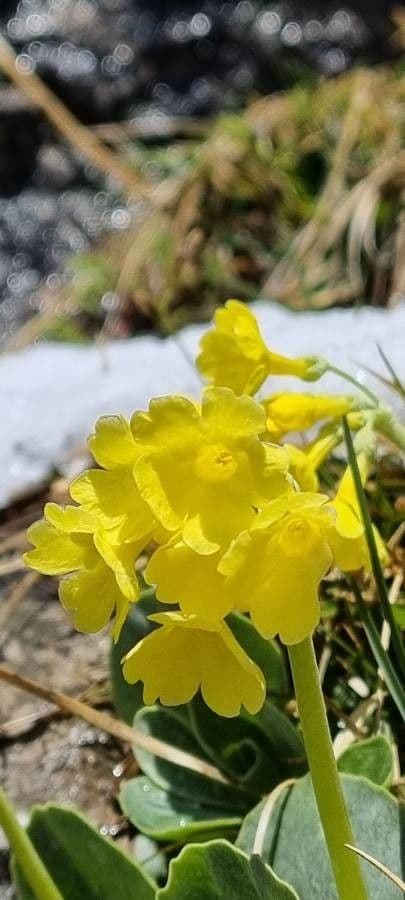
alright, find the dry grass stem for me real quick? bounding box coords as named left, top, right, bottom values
left=0, top=664, right=229, bottom=784
left=0, top=35, right=145, bottom=197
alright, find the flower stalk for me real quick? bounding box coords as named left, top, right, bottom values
left=0, top=787, right=63, bottom=900
left=288, top=637, right=368, bottom=900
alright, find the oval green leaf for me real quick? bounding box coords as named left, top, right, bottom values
left=133, top=705, right=252, bottom=812
left=237, top=773, right=404, bottom=900
left=337, top=736, right=394, bottom=786
left=157, top=839, right=299, bottom=899
left=119, top=776, right=242, bottom=843
left=13, top=805, right=155, bottom=900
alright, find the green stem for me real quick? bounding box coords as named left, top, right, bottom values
left=288, top=637, right=368, bottom=900
left=0, top=787, right=62, bottom=900
left=327, top=364, right=378, bottom=406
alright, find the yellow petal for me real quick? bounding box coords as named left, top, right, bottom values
left=24, top=520, right=96, bottom=575
left=94, top=531, right=141, bottom=601
left=196, top=300, right=270, bottom=396
left=201, top=387, right=265, bottom=443
left=252, top=542, right=330, bottom=644
left=335, top=454, right=369, bottom=507
left=88, top=415, right=138, bottom=468
left=134, top=455, right=188, bottom=532
left=122, top=612, right=265, bottom=716
left=252, top=492, right=332, bottom=532
left=284, top=444, right=319, bottom=493
left=199, top=620, right=265, bottom=715
left=131, top=396, right=201, bottom=532
left=44, top=502, right=97, bottom=533
left=70, top=468, right=154, bottom=542
left=328, top=528, right=368, bottom=572
left=333, top=499, right=364, bottom=540
left=133, top=389, right=271, bottom=549
left=182, top=515, right=222, bottom=555
left=263, top=392, right=353, bottom=440
left=122, top=617, right=201, bottom=707
left=145, top=541, right=232, bottom=619
left=131, top=395, right=200, bottom=451
left=222, top=511, right=333, bottom=644
left=59, top=564, right=119, bottom=634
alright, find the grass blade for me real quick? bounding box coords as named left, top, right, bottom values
left=345, top=844, right=405, bottom=892
left=350, top=578, right=405, bottom=722
left=377, top=344, right=405, bottom=399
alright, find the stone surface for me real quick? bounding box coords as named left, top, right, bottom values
left=1, top=300, right=405, bottom=508
left=0, top=571, right=131, bottom=897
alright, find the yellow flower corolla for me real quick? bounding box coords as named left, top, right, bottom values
left=263, top=392, right=354, bottom=440
left=197, top=300, right=326, bottom=396
left=220, top=493, right=335, bottom=644
left=122, top=612, right=266, bottom=717
left=24, top=502, right=144, bottom=639
left=145, top=539, right=232, bottom=620
left=131, top=387, right=289, bottom=554
left=197, top=300, right=272, bottom=395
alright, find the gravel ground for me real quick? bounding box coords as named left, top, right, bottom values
left=0, top=560, right=133, bottom=895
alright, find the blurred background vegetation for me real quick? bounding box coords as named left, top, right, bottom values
left=1, top=1, right=405, bottom=347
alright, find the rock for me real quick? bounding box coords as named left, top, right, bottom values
left=1, top=300, right=404, bottom=509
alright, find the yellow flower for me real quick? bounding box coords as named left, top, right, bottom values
left=24, top=502, right=144, bottom=640
left=219, top=493, right=335, bottom=644
left=197, top=300, right=326, bottom=396
left=131, top=387, right=288, bottom=553
left=285, top=432, right=340, bottom=492
left=263, top=392, right=354, bottom=441
left=197, top=300, right=271, bottom=395
left=122, top=612, right=266, bottom=717
left=145, top=539, right=232, bottom=620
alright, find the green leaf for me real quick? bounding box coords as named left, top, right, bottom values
left=13, top=805, right=156, bottom=900
left=189, top=695, right=306, bottom=794
left=157, top=839, right=299, bottom=899
left=237, top=773, right=405, bottom=900
left=228, top=613, right=289, bottom=697
left=337, top=736, right=394, bottom=786
left=119, top=777, right=242, bottom=843
left=132, top=706, right=251, bottom=812
left=110, top=590, right=163, bottom=724
left=119, top=706, right=253, bottom=843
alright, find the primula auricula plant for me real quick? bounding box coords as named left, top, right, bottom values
left=24, top=299, right=405, bottom=900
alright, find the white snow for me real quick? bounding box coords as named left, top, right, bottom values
left=1, top=300, right=404, bottom=508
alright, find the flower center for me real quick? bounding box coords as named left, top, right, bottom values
left=195, top=443, right=238, bottom=483
left=278, top=516, right=320, bottom=557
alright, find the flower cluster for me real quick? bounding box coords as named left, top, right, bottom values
left=25, top=300, right=377, bottom=717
